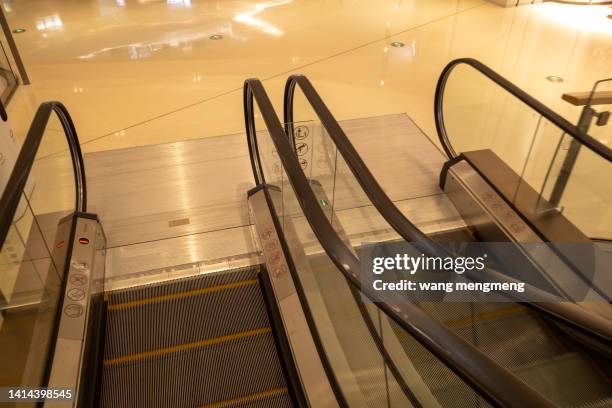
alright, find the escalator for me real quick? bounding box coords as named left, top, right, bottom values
left=100, top=266, right=296, bottom=407
left=280, top=60, right=612, bottom=407
left=0, top=58, right=609, bottom=408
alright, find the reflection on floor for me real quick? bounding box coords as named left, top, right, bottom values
left=4, top=0, right=611, bottom=154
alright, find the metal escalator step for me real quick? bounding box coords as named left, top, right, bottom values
left=104, top=327, right=272, bottom=366
left=418, top=303, right=564, bottom=368
left=419, top=302, right=521, bottom=323
left=101, top=331, right=288, bottom=408
left=107, top=279, right=258, bottom=311
left=448, top=311, right=563, bottom=368
left=512, top=352, right=612, bottom=407
left=104, top=267, right=270, bottom=359
left=106, top=266, right=260, bottom=305
left=199, top=387, right=289, bottom=408
left=100, top=266, right=292, bottom=408
left=388, top=318, right=490, bottom=408
left=441, top=305, right=527, bottom=328
left=580, top=397, right=612, bottom=408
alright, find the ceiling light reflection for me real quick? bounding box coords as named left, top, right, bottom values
left=167, top=0, right=192, bottom=7
left=78, top=30, right=226, bottom=60
left=233, top=0, right=292, bottom=37
left=36, top=14, right=63, bottom=32
left=533, top=3, right=612, bottom=34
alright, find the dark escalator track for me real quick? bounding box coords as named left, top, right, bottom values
left=100, top=266, right=294, bottom=408
left=399, top=229, right=612, bottom=408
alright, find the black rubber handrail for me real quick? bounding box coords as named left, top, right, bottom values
left=246, top=78, right=555, bottom=408
left=0, top=102, right=86, bottom=249
left=285, top=75, right=447, bottom=259
left=434, top=58, right=612, bottom=163
left=244, top=81, right=349, bottom=407
left=284, top=74, right=612, bottom=348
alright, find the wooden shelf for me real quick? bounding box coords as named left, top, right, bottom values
left=562, top=91, right=612, bottom=106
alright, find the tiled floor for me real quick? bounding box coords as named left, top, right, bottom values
left=3, top=0, right=611, bottom=153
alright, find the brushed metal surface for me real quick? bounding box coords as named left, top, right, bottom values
left=443, top=160, right=607, bottom=301
left=85, top=114, right=465, bottom=293
left=103, top=225, right=261, bottom=289
left=86, top=114, right=461, bottom=250
left=341, top=113, right=448, bottom=203
left=86, top=132, right=254, bottom=248
left=46, top=216, right=103, bottom=408
left=248, top=188, right=340, bottom=408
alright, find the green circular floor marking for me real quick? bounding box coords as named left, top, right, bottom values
left=12, top=28, right=26, bottom=34
left=546, top=75, right=564, bottom=83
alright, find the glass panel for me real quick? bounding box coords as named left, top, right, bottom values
left=278, top=158, right=413, bottom=407
left=288, top=89, right=400, bottom=248
left=297, top=121, right=337, bottom=222
left=516, top=117, right=567, bottom=213
left=0, top=110, right=77, bottom=401
left=534, top=133, right=565, bottom=204
left=332, top=145, right=404, bottom=250
left=0, top=194, right=63, bottom=395
left=26, top=112, right=77, bottom=248
left=287, top=90, right=337, bottom=223
left=252, top=110, right=489, bottom=406
left=556, top=78, right=612, bottom=239
left=442, top=63, right=543, bottom=175
left=0, top=39, right=17, bottom=103
left=442, top=64, right=612, bottom=241
left=552, top=139, right=612, bottom=239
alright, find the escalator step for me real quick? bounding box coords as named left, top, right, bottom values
left=104, top=267, right=270, bottom=359
left=100, top=266, right=293, bottom=408
left=418, top=303, right=564, bottom=368
left=103, top=327, right=272, bottom=367
left=106, top=266, right=259, bottom=305
left=199, top=387, right=290, bottom=408
left=107, top=279, right=258, bottom=311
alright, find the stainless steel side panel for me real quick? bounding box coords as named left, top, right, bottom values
left=443, top=160, right=605, bottom=301
left=248, top=188, right=340, bottom=408
left=45, top=216, right=104, bottom=408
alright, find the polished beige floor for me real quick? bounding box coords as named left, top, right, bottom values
left=4, top=0, right=611, bottom=154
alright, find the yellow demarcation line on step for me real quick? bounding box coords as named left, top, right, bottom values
left=103, top=327, right=271, bottom=366
left=199, top=387, right=288, bottom=408
left=107, top=279, right=258, bottom=311
left=394, top=305, right=528, bottom=340
left=443, top=305, right=527, bottom=328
